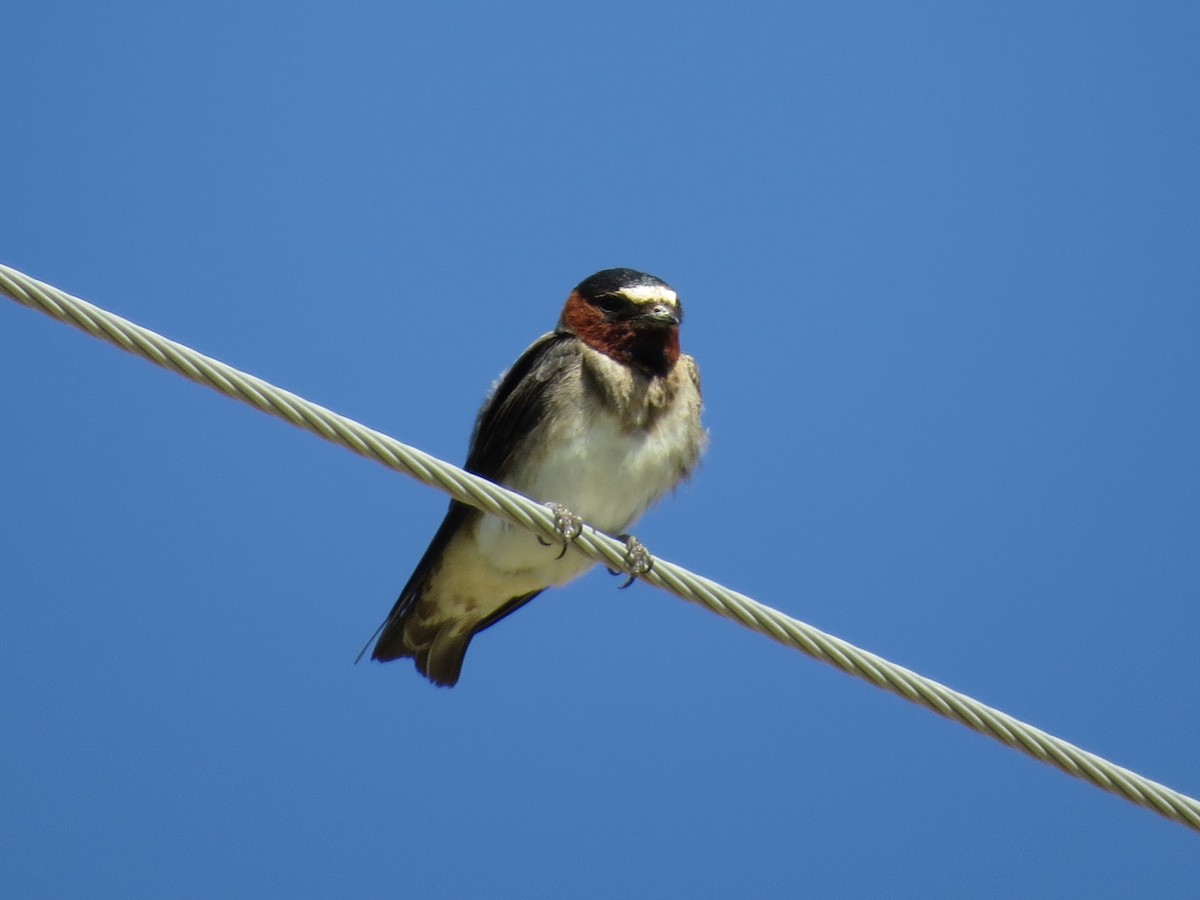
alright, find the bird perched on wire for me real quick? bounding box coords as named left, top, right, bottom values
left=365, top=268, right=706, bottom=686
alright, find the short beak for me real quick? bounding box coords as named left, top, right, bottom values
left=638, top=303, right=680, bottom=327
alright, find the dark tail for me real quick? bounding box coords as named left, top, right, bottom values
left=368, top=611, right=472, bottom=687
left=360, top=500, right=545, bottom=687
left=359, top=501, right=473, bottom=685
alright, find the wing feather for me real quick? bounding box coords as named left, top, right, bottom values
left=369, top=332, right=579, bottom=669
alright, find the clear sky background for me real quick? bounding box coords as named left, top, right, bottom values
left=3, top=3, right=1198, bottom=897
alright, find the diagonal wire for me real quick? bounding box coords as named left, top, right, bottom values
left=2, top=262, right=1198, bottom=834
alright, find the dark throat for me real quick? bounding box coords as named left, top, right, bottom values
left=563, top=295, right=681, bottom=378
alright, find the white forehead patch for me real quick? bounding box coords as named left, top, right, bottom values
left=619, top=284, right=679, bottom=306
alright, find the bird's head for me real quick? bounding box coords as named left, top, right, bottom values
left=557, top=268, right=683, bottom=377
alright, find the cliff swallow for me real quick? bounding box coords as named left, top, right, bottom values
left=367, top=268, right=706, bottom=686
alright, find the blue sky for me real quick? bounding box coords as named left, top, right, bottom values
left=3, top=2, right=1198, bottom=896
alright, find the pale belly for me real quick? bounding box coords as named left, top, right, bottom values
left=471, top=406, right=694, bottom=588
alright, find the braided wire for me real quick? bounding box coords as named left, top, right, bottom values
left=2, top=262, right=1198, bottom=833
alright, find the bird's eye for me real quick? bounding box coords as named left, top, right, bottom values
left=593, top=295, right=625, bottom=314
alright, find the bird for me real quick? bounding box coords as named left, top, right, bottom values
left=366, top=267, right=706, bottom=686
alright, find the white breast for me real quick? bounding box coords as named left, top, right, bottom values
left=472, top=347, right=703, bottom=586
left=516, top=408, right=685, bottom=531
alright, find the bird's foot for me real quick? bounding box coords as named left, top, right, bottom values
left=606, top=534, right=653, bottom=589
left=537, top=502, right=583, bottom=559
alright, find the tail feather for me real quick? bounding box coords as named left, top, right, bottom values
left=367, top=622, right=409, bottom=663
left=369, top=595, right=472, bottom=686
left=422, top=625, right=474, bottom=687
left=369, top=614, right=472, bottom=687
